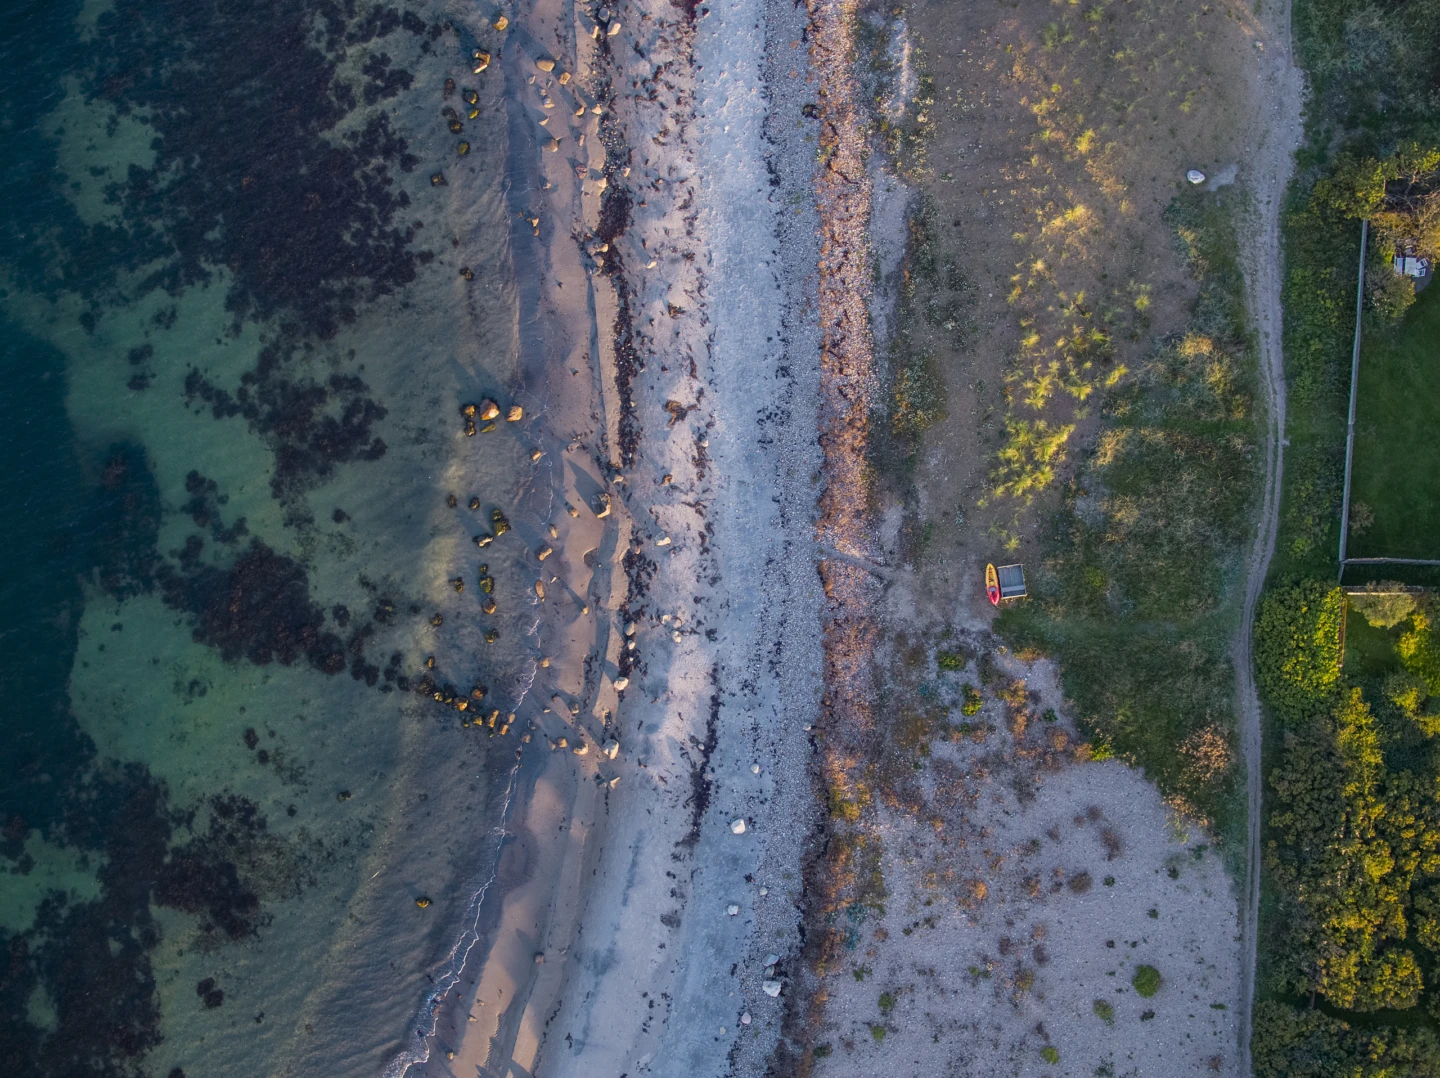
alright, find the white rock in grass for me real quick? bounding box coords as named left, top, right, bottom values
left=762, top=980, right=782, bottom=998
left=730, top=818, right=747, bottom=834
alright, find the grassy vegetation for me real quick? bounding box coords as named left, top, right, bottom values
left=1258, top=0, right=1440, bottom=1058
left=889, top=197, right=956, bottom=449
left=997, top=191, right=1259, bottom=837
left=1349, top=284, right=1440, bottom=559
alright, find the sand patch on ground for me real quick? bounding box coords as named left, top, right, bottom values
left=810, top=646, right=1241, bottom=1077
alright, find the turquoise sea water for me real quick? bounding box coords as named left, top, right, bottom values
left=0, top=2, right=535, bottom=1074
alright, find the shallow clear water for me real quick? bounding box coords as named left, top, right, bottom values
left=0, top=2, right=534, bottom=1074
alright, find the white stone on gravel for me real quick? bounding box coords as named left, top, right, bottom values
left=602, top=739, right=620, bottom=760
left=761, top=980, right=781, bottom=998
left=729, top=818, right=746, bottom=834
left=726, top=904, right=740, bottom=916
left=613, top=676, right=629, bottom=690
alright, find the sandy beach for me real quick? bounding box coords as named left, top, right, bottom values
left=403, top=0, right=827, bottom=1073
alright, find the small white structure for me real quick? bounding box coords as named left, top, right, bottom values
left=1393, top=255, right=1430, bottom=278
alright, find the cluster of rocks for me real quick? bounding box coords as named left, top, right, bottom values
left=459, top=397, right=521, bottom=437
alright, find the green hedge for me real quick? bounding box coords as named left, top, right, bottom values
left=1254, top=580, right=1344, bottom=725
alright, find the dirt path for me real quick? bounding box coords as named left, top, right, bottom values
left=1234, top=6, right=1306, bottom=1072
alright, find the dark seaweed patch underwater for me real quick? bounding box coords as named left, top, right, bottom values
left=0, top=0, right=512, bottom=1074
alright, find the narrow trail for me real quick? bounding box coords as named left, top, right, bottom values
left=1234, top=6, right=1305, bottom=1073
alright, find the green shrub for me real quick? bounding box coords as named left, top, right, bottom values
left=1254, top=580, right=1343, bottom=724
left=1132, top=965, right=1161, bottom=998
left=936, top=649, right=965, bottom=672
left=878, top=991, right=895, bottom=1015
left=1092, top=999, right=1115, bottom=1023
left=870, top=1024, right=886, bottom=1043
left=1040, top=1045, right=1060, bottom=1064
left=960, top=683, right=983, bottom=716
left=1399, top=602, right=1440, bottom=695
left=1349, top=585, right=1416, bottom=629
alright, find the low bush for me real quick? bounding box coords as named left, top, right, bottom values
left=1349, top=583, right=1415, bottom=629
left=1253, top=580, right=1343, bottom=724
left=1092, top=999, right=1115, bottom=1024
left=1398, top=600, right=1440, bottom=694
left=1132, top=964, right=1161, bottom=998
left=936, top=649, right=965, bottom=672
